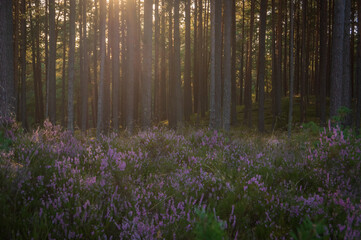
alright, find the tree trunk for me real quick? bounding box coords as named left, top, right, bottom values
left=288, top=0, right=295, bottom=138
left=48, top=0, right=56, bottom=124
left=231, top=0, right=237, bottom=125
left=142, top=0, right=153, bottom=129
left=125, top=0, right=136, bottom=134
left=20, top=0, right=28, bottom=130
left=342, top=0, right=352, bottom=126
left=319, top=0, right=327, bottom=125
left=184, top=0, right=192, bottom=121
left=0, top=0, right=15, bottom=118
left=61, top=0, right=67, bottom=127
left=300, top=0, right=307, bottom=122
left=330, top=0, right=345, bottom=118
left=81, top=0, right=88, bottom=132
left=173, top=0, right=183, bottom=127
left=257, top=0, right=268, bottom=132
left=223, top=0, right=232, bottom=131
left=97, top=0, right=106, bottom=137
left=244, top=0, right=254, bottom=127
left=356, top=0, right=361, bottom=129
left=112, top=0, right=120, bottom=130
left=68, top=0, right=76, bottom=132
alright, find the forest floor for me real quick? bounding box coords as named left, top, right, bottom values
left=1, top=98, right=361, bottom=239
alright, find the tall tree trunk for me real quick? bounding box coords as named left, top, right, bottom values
left=342, top=0, right=352, bottom=126
left=68, top=0, right=76, bottom=132
left=288, top=0, right=295, bottom=138
left=174, top=0, right=183, bottom=127
left=223, top=0, right=232, bottom=131
left=193, top=0, right=198, bottom=114
left=356, top=0, right=361, bottom=129
left=300, top=0, right=307, bottom=122
left=319, top=0, right=328, bottom=125
left=61, top=0, right=67, bottom=127
left=330, top=0, right=345, bottom=118
left=142, top=0, right=153, bottom=129
left=125, top=0, right=136, bottom=133
left=184, top=0, right=192, bottom=121
left=231, top=0, right=237, bottom=125
left=239, top=0, right=245, bottom=105
left=168, top=1, right=176, bottom=128
left=160, top=0, right=167, bottom=120
left=244, top=0, right=254, bottom=127
left=29, top=4, right=40, bottom=124
left=112, top=0, right=120, bottom=130
left=20, top=0, right=28, bottom=129
left=93, top=0, right=98, bottom=128
left=48, top=0, right=56, bottom=124
left=154, top=0, right=160, bottom=121
left=13, top=0, right=20, bottom=120
left=209, top=0, right=216, bottom=128
left=97, top=0, right=106, bottom=138
left=0, top=0, right=15, bottom=118
left=258, top=0, right=268, bottom=132
left=81, top=0, right=88, bottom=132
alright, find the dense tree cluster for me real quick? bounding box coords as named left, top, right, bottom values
left=0, top=0, right=361, bottom=135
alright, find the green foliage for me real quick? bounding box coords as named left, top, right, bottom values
left=0, top=130, right=12, bottom=151
left=291, top=218, right=329, bottom=240
left=332, top=106, right=352, bottom=124
left=193, top=208, right=227, bottom=240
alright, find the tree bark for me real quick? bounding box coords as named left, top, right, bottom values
left=20, top=0, right=28, bottom=129
left=142, top=0, right=153, bottom=129
left=319, top=0, right=327, bottom=125
left=184, top=0, right=192, bottom=121
left=244, top=0, right=254, bottom=127
left=125, top=0, right=136, bottom=134
left=68, top=0, right=76, bottom=132
left=330, top=0, right=345, bottom=118
left=223, top=0, right=232, bottom=131
left=112, top=0, right=120, bottom=130
left=97, top=0, right=106, bottom=138
left=257, top=0, right=268, bottom=132
left=48, top=0, right=56, bottom=124
left=288, top=0, right=295, bottom=138
left=0, top=0, right=15, bottom=118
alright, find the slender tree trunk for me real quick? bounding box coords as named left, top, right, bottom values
left=184, top=0, right=192, bottom=121
left=154, top=0, right=160, bottom=121
left=168, top=1, right=176, bottom=128
left=330, top=0, right=345, bottom=118
left=61, top=0, right=67, bottom=127
left=93, top=0, right=98, bottom=128
left=112, top=0, right=120, bottom=130
left=20, top=0, right=28, bottom=129
left=231, top=0, right=237, bottom=125
left=356, top=0, right=361, bottom=129
left=68, top=0, right=76, bottom=132
left=300, top=0, right=307, bottom=122
left=239, top=0, right=245, bottom=106
left=173, top=0, right=183, bottom=127
left=288, top=0, right=295, bottom=138
left=126, top=0, right=136, bottom=133
left=13, top=0, right=20, bottom=120
left=244, top=0, right=254, bottom=127
left=97, top=0, right=106, bottom=138
left=319, top=0, right=327, bottom=125
left=81, top=0, right=88, bottom=132
left=193, top=0, right=198, bottom=114
left=30, top=5, right=40, bottom=124
left=160, top=0, right=166, bottom=120
left=223, top=0, right=232, bottom=131
left=48, top=0, right=56, bottom=124
left=258, top=0, right=268, bottom=132
left=0, top=0, right=15, bottom=118
left=142, top=0, right=153, bottom=129
left=342, top=0, right=352, bottom=126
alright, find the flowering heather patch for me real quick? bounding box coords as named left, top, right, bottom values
left=0, top=120, right=361, bottom=239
